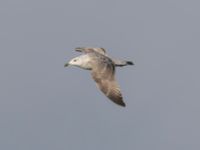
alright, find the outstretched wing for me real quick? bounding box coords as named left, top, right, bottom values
left=75, top=47, right=106, bottom=55
left=90, top=55, right=125, bottom=107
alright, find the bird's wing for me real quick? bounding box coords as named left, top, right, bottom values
left=75, top=47, right=106, bottom=55
left=90, top=55, right=125, bottom=107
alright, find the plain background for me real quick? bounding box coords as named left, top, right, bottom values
left=0, top=0, right=200, bottom=150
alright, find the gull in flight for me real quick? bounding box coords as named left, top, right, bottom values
left=64, top=47, right=134, bottom=107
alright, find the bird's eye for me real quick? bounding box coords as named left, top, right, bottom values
left=73, top=59, right=77, bottom=62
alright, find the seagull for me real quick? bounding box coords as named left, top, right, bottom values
left=64, top=47, right=134, bottom=107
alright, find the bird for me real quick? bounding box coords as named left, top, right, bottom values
left=64, top=47, right=134, bottom=107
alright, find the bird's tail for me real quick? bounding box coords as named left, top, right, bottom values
left=113, top=59, right=134, bottom=67
left=126, top=61, right=134, bottom=65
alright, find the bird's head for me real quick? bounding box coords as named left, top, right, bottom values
left=64, top=55, right=92, bottom=70
left=64, top=56, right=82, bottom=67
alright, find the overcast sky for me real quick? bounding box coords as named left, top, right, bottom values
left=0, top=0, right=200, bottom=150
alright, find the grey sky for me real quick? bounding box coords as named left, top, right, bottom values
left=0, top=0, right=200, bottom=150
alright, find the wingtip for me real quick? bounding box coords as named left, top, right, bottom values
left=113, top=98, right=126, bottom=107
left=75, top=47, right=83, bottom=52
left=119, top=102, right=126, bottom=107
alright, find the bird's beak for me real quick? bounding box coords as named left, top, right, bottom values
left=64, top=63, right=69, bottom=67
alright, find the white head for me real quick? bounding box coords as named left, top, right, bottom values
left=64, top=55, right=92, bottom=70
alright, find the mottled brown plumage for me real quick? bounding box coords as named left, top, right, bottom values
left=76, top=48, right=125, bottom=106
left=65, top=47, right=133, bottom=107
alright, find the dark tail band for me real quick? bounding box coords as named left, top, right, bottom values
left=126, top=61, right=134, bottom=65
